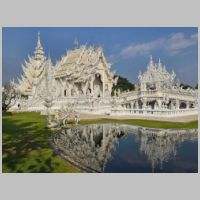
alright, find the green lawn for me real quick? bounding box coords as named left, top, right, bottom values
left=2, top=112, right=198, bottom=173
left=2, top=112, right=80, bottom=173
left=80, top=118, right=198, bottom=129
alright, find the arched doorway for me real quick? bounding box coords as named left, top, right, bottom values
left=93, top=73, right=103, bottom=98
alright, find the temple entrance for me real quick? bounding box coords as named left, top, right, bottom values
left=76, top=83, right=84, bottom=95
left=93, top=73, right=103, bottom=98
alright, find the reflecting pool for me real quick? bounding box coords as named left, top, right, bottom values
left=50, top=124, right=198, bottom=173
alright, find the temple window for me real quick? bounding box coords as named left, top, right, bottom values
left=64, top=89, right=67, bottom=96
left=180, top=102, right=187, bottom=109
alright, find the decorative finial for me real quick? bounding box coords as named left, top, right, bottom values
left=150, top=55, right=153, bottom=65
left=74, top=37, right=79, bottom=49
left=34, top=31, right=44, bottom=60
left=37, top=31, right=41, bottom=48
left=158, top=58, right=161, bottom=67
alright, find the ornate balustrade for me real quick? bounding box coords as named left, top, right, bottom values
left=111, top=108, right=198, bottom=117
left=120, top=89, right=197, bottom=99
left=118, top=89, right=197, bottom=105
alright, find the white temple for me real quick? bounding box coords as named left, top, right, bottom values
left=11, top=32, right=198, bottom=117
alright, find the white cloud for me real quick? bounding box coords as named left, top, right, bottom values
left=165, top=32, right=197, bottom=55
left=117, top=32, right=198, bottom=59
left=120, top=38, right=164, bottom=58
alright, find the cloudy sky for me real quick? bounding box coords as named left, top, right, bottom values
left=2, top=27, right=198, bottom=86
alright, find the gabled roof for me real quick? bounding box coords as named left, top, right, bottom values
left=54, top=45, right=112, bottom=82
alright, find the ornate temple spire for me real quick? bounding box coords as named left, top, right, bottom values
left=147, top=55, right=153, bottom=70
left=34, top=31, right=45, bottom=60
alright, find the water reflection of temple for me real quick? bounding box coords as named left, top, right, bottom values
left=136, top=127, right=197, bottom=172
left=51, top=124, right=197, bottom=172
left=51, top=124, right=125, bottom=172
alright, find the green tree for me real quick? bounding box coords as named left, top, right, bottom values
left=112, top=75, right=135, bottom=95
left=180, top=83, right=193, bottom=89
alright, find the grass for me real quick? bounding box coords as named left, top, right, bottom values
left=80, top=118, right=198, bottom=129
left=2, top=112, right=198, bottom=173
left=2, top=112, right=80, bottom=173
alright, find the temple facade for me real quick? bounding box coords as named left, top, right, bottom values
left=12, top=33, right=198, bottom=117
left=54, top=44, right=117, bottom=99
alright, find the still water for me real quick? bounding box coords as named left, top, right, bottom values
left=51, top=124, right=198, bottom=173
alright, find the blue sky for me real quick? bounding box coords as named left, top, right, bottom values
left=2, top=27, right=198, bottom=86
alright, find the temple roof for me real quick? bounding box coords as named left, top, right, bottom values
left=54, top=45, right=113, bottom=82
left=138, top=56, right=176, bottom=84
